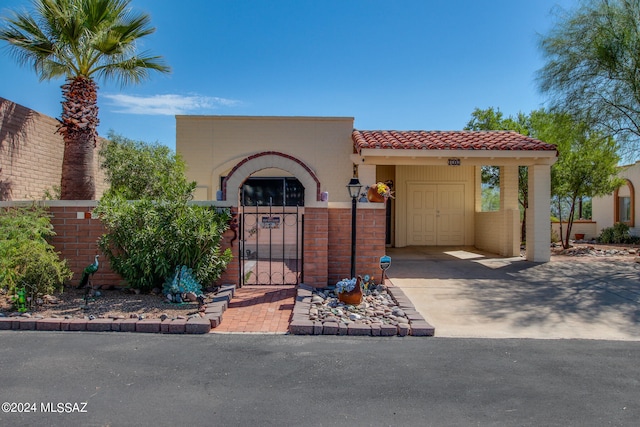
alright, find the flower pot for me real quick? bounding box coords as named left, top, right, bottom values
left=367, top=186, right=385, bottom=203
left=575, top=233, right=585, bottom=240
left=338, top=276, right=363, bottom=305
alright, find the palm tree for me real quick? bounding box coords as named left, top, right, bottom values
left=0, top=0, right=170, bottom=199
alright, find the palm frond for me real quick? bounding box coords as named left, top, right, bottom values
left=0, top=0, right=169, bottom=84
left=95, top=51, right=170, bottom=86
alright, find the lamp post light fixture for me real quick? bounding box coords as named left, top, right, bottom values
left=346, top=177, right=362, bottom=278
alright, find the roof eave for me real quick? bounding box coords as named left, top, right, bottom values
left=353, top=148, right=558, bottom=166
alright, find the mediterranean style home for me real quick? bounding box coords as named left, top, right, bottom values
left=176, top=115, right=558, bottom=288
left=592, top=161, right=639, bottom=236
left=0, top=98, right=560, bottom=288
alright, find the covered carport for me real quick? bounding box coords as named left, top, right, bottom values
left=351, top=130, right=558, bottom=262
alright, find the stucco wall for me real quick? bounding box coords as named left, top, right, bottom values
left=0, top=97, right=106, bottom=201
left=176, top=115, right=355, bottom=205
left=551, top=220, right=598, bottom=241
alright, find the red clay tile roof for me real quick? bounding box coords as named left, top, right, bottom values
left=352, top=130, right=557, bottom=154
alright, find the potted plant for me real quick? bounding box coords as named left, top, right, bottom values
left=367, top=182, right=394, bottom=203
left=336, top=276, right=363, bottom=305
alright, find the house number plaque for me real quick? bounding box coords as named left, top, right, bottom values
left=448, top=158, right=461, bottom=166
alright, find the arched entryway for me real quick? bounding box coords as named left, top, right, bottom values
left=221, top=152, right=321, bottom=286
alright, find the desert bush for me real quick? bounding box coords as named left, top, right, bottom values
left=96, top=134, right=233, bottom=291
left=0, top=205, right=72, bottom=298
left=597, top=222, right=640, bottom=244
left=96, top=197, right=232, bottom=291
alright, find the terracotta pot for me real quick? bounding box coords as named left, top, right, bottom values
left=367, top=186, right=385, bottom=203
left=338, top=276, right=363, bottom=305
left=575, top=233, right=585, bottom=240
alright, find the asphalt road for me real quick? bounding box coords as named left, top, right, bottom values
left=1, top=332, right=639, bottom=426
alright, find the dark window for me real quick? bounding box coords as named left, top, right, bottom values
left=240, top=177, right=304, bottom=206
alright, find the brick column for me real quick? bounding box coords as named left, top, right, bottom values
left=328, top=205, right=386, bottom=285
left=216, top=207, right=239, bottom=286
left=303, top=207, right=329, bottom=287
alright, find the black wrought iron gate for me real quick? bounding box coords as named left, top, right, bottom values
left=239, top=203, right=303, bottom=286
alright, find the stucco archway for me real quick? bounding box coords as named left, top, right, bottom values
left=221, top=151, right=321, bottom=206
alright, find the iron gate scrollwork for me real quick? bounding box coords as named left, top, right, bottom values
left=239, top=203, right=303, bottom=286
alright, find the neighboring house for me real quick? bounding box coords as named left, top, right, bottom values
left=592, top=161, right=639, bottom=236
left=176, top=115, right=558, bottom=285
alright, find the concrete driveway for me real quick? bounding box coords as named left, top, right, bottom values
left=386, top=247, right=640, bottom=340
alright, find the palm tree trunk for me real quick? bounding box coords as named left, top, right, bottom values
left=58, top=76, right=99, bottom=200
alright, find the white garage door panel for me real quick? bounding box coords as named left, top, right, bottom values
left=407, top=183, right=464, bottom=246
left=407, top=184, right=437, bottom=245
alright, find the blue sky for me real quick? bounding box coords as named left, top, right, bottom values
left=0, top=0, right=576, bottom=151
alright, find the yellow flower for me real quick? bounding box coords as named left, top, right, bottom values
left=374, top=182, right=394, bottom=198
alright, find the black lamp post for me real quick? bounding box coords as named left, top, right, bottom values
left=346, top=177, right=362, bottom=278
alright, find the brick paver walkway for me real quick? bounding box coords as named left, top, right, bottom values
left=212, top=286, right=296, bottom=333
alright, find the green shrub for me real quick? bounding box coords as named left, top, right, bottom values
left=95, top=197, right=232, bottom=291
left=597, top=222, right=640, bottom=244
left=0, top=205, right=72, bottom=299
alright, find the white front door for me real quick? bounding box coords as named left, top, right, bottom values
left=407, top=183, right=464, bottom=246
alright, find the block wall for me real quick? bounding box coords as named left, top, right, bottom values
left=0, top=97, right=106, bottom=201
left=475, top=209, right=521, bottom=257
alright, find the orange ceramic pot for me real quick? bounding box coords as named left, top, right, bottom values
left=338, top=276, right=363, bottom=305
left=367, top=186, right=385, bottom=203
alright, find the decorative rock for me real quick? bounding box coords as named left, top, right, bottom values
left=43, top=295, right=59, bottom=304
left=185, top=292, right=198, bottom=302
left=129, top=313, right=138, bottom=319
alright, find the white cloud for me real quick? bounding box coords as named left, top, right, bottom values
left=103, top=93, right=240, bottom=115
